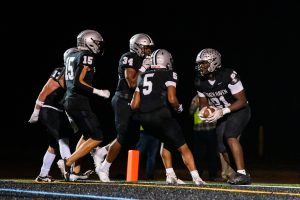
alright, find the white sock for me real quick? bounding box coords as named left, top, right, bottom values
left=100, top=159, right=111, bottom=172
left=58, top=138, right=71, bottom=159
left=190, top=170, right=200, bottom=178
left=95, top=146, right=108, bottom=157
left=166, top=168, right=175, bottom=174
left=237, top=169, right=246, bottom=175
left=39, top=151, right=56, bottom=177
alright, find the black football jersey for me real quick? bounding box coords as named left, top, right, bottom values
left=44, top=67, right=66, bottom=110
left=137, top=69, right=178, bottom=113
left=195, top=68, right=243, bottom=109
left=115, top=51, right=143, bottom=97
left=64, top=50, right=97, bottom=109
left=65, top=50, right=96, bottom=96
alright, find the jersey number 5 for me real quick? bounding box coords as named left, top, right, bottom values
left=142, top=73, right=154, bottom=95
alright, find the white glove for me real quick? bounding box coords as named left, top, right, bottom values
left=139, top=56, right=152, bottom=72
left=93, top=88, right=110, bottom=98
left=176, top=104, right=183, bottom=113
left=205, top=107, right=230, bottom=123
left=28, top=108, right=40, bottom=123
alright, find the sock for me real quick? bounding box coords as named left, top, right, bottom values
left=190, top=170, right=200, bottom=178
left=90, top=146, right=98, bottom=156
left=100, top=159, right=111, bottom=172
left=166, top=168, right=175, bottom=174
left=95, top=146, right=108, bottom=158
left=39, top=151, right=56, bottom=177
left=237, top=169, right=246, bottom=175
left=58, top=138, right=71, bottom=159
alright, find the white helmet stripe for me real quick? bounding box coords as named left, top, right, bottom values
left=152, top=49, right=160, bottom=66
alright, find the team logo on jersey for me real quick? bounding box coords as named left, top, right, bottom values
left=173, top=72, right=177, bottom=80
left=230, top=71, right=239, bottom=84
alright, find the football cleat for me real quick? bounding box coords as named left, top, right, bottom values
left=228, top=172, right=251, bottom=185
left=69, top=170, right=94, bottom=181
left=193, top=176, right=207, bottom=185
left=166, top=173, right=185, bottom=185
left=35, top=175, right=55, bottom=183
left=96, top=170, right=110, bottom=182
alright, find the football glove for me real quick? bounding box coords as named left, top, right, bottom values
left=205, top=107, right=231, bottom=123
left=175, top=104, right=183, bottom=113
left=139, top=56, right=152, bottom=72
left=93, top=89, right=110, bottom=99
left=28, top=108, right=40, bottom=123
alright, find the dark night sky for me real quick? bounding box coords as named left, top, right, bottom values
left=2, top=1, right=299, bottom=171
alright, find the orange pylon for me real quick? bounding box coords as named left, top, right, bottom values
left=126, top=150, right=139, bottom=182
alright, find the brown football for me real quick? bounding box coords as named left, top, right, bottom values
left=203, top=107, right=215, bottom=118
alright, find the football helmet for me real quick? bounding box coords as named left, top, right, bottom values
left=63, top=47, right=78, bottom=65
left=129, top=33, right=154, bottom=57
left=151, top=49, right=173, bottom=70
left=196, top=48, right=221, bottom=75
left=77, top=30, right=104, bottom=55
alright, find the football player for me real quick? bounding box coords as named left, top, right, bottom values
left=57, top=30, right=110, bottom=181
left=29, top=47, right=95, bottom=182
left=96, top=33, right=154, bottom=182
left=196, top=48, right=251, bottom=185
left=29, top=66, right=72, bottom=182
left=131, top=49, right=206, bottom=185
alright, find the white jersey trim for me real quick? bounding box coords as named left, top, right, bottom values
left=228, top=81, right=244, bottom=94
left=165, top=81, right=176, bottom=87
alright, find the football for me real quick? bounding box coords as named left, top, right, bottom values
left=203, top=107, right=215, bottom=118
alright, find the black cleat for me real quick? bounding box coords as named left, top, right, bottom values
left=228, top=172, right=251, bottom=185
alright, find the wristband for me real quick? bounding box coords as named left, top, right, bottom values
left=36, top=100, right=44, bottom=107
left=222, top=107, right=231, bottom=115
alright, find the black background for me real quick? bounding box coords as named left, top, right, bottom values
left=2, top=1, right=299, bottom=177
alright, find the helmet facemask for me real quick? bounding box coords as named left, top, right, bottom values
left=196, top=48, right=221, bottom=76
left=87, top=38, right=105, bottom=55
left=196, top=61, right=210, bottom=76
left=129, top=33, right=154, bottom=57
